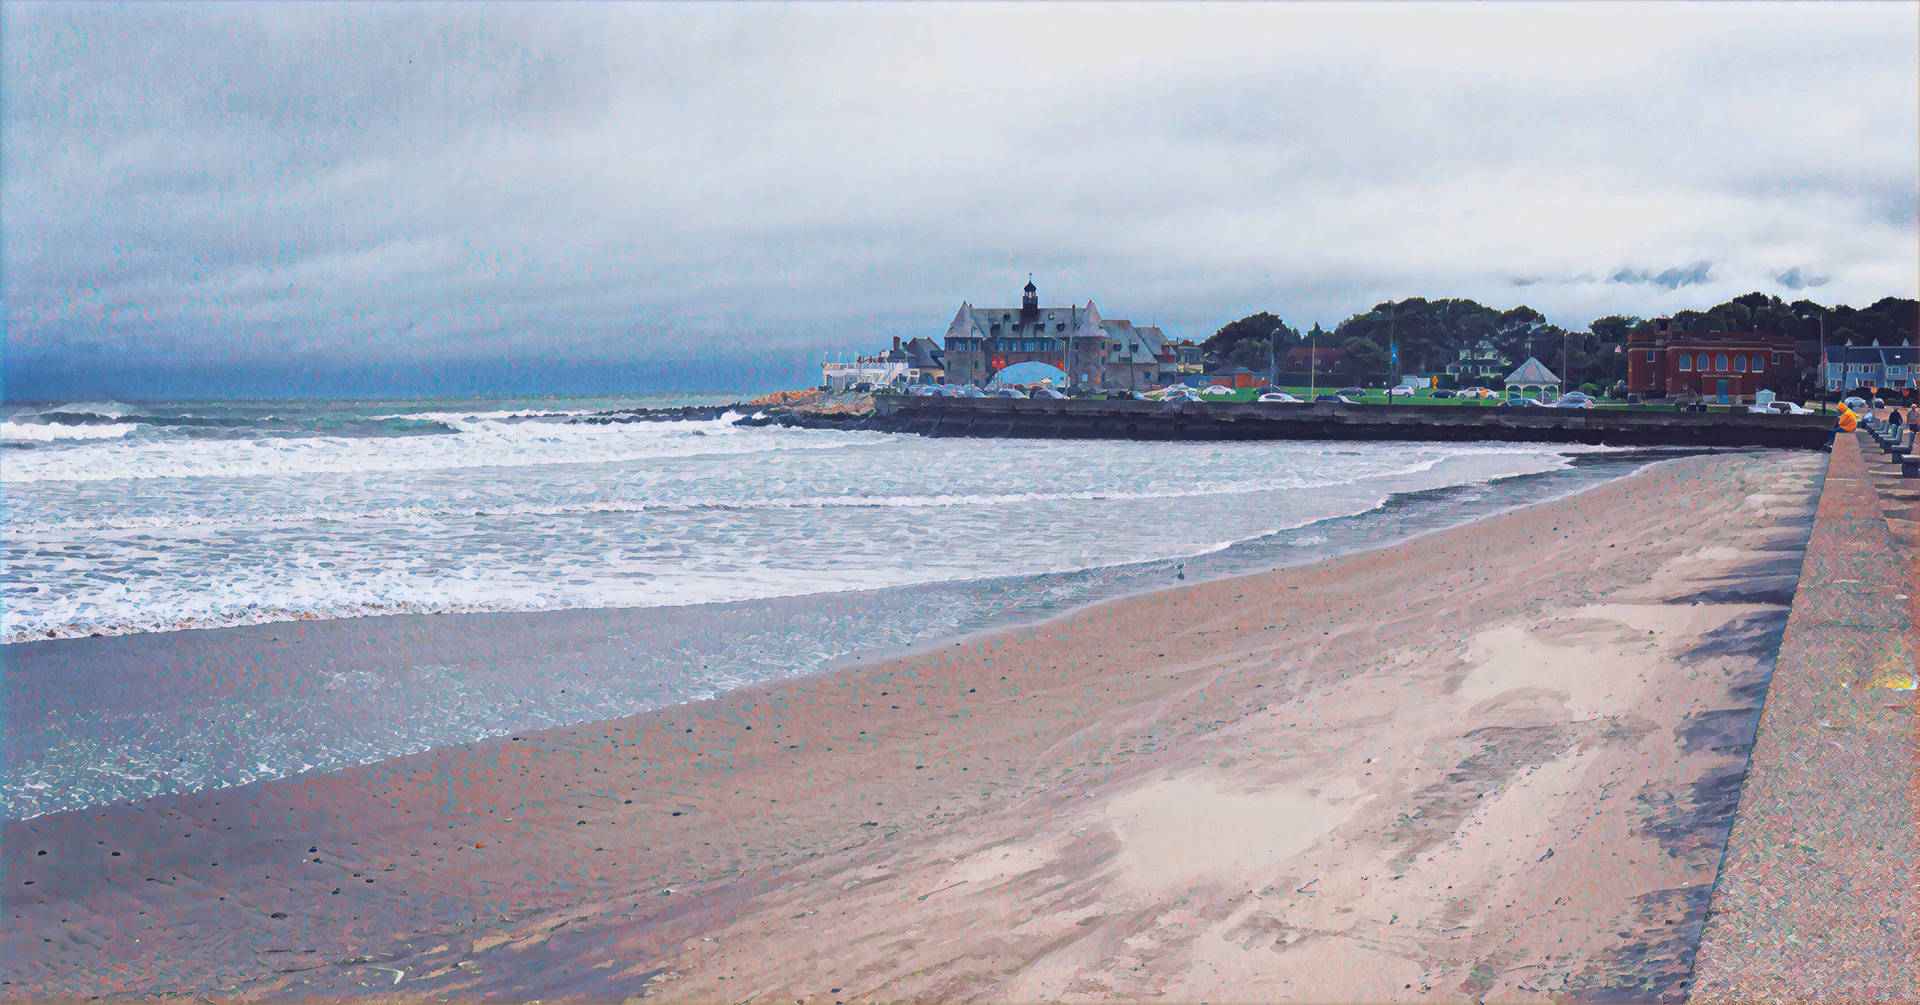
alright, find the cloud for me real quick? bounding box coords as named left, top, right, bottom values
left=3, top=2, right=1915, bottom=398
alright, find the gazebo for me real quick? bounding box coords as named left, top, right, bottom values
left=1504, top=357, right=1562, bottom=400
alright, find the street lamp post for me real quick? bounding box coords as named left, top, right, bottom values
left=1818, top=313, right=1827, bottom=415
left=1268, top=327, right=1281, bottom=391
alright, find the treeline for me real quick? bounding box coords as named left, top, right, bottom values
left=1203, top=292, right=1918, bottom=393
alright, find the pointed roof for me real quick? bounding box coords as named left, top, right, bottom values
left=1505, top=357, right=1560, bottom=384
left=1024, top=274, right=1037, bottom=294
left=946, top=302, right=982, bottom=340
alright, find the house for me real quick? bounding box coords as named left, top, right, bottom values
left=885, top=336, right=946, bottom=383
left=1824, top=340, right=1918, bottom=395
left=1446, top=340, right=1506, bottom=382
left=1168, top=339, right=1206, bottom=373
left=940, top=278, right=1175, bottom=388
left=1287, top=345, right=1342, bottom=372
left=1504, top=357, right=1561, bottom=400
left=821, top=357, right=915, bottom=390
left=1183, top=366, right=1270, bottom=390
left=1626, top=316, right=1798, bottom=403
left=1099, top=320, right=1173, bottom=389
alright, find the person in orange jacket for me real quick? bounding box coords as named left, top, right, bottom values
left=1836, top=404, right=1858, bottom=433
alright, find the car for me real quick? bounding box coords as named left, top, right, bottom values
left=1552, top=398, right=1595, bottom=409
left=1498, top=397, right=1547, bottom=408
left=1430, top=388, right=1458, bottom=399
left=1201, top=385, right=1234, bottom=396
left=1313, top=393, right=1355, bottom=404
left=1338, top=387, right=1366, bottom=397
left=1751, top=400, right=1814, bottom=415
left=1459, top=387, right=1495, bottom=400
left=1559, top=391, right=1594, bottom=403
left=1257, top=391, right=1302, bottom=403
left=1388, top=385, right=1416, bottom=397
left=1029, top=386, right=1067, bottom=399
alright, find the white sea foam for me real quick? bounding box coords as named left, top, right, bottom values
left=0, top=414, right=878, bottom=483
left=1, top=420, right=141, bottom=443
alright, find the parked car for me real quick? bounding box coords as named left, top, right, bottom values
left=1750, top=400, right=1814, bottom=415
left=1338, top=387, right=1366, bottom=397
left=1201, top=385, right=1234, bottom=396
left=1459, top=387, right=1495, bottom=400
left=1314, top=393, right=1355, bottom=404
left=1553, top=398, right=1595, bottom=409
left=1559, top=391, right=1594, bottom=403
left=1499, top=397, right=1547, bottom=408
left=1029, top=386, right=1067, bottom=400
left=1257, top=391, right=1302, bottom=403
left=1430, top=388, right=1458, bottom=399
left=1388, top=385, right=1416, bottom=397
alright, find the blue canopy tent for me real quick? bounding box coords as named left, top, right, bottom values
left=987, top=361, right=1068, bottom=388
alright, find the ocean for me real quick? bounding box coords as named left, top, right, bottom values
left=3, top=394, right=1669, bottom=818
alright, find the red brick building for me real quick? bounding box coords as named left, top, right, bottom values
left=1626, top=317, right=1797, bottom=403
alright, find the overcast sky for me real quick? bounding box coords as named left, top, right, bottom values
left=4, top=2, right=1916, bottom=399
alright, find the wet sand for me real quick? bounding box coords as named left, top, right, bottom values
left=1, top=450, right=1824, bottom=1000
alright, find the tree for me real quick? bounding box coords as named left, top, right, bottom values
left=1338, top=336, right=1388, bottom=383
left=1203, top=312, right=1299, bottom=374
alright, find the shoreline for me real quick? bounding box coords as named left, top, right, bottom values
left=5, top=446, right=1693, bottom=821
left=1, top=448, right=1825, bottom=999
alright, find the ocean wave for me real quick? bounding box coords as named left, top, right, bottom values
left=1, top=420, right=141, bottom=443
left=0, top=493, right=1386, bottom=645
left=1, top=453, right=1515, bottom=535
left=0, top=415, right=872, bottom=483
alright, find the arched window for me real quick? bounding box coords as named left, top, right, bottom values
left=1678, top=353, right=1692, bottom=371
left=1716, top=354, right=1729, bottom=371
left=1752, top=355, right=1764, bottom=371
left=1734, top=354, right=1747, bottom=372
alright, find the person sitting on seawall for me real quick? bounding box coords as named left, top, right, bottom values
left=1834, top=404, right=1858, bottom=435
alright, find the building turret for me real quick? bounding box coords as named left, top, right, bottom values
left=1020, top=275, right=1039, bottom=326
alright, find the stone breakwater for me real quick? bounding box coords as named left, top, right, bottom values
left=740, top=395, right=1835, bottom=449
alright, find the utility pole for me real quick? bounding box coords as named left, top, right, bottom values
left=1309, top=328, right=1317, bottom=400
left=1818, top=312, right=1827, bottom=414
left=1562, top=329, right=1569, bottom=400
left=1268, top=327, right=1280, bottom=390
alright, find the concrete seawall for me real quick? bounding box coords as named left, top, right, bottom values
left=749, top=397, right=1833, bottom=449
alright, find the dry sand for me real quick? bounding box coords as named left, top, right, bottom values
left=1, top=449, right=1825, bottom=1000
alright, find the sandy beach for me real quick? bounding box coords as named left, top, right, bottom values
left=2, top=449, right=1826, bottom=1000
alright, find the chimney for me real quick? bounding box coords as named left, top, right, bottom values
left=893, top=336, right=902, bottom=351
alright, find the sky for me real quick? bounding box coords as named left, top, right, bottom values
left=3, top=2, right=1916, bottom=400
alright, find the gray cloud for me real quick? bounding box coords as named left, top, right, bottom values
left=3, top=2, right=1916, bottom=397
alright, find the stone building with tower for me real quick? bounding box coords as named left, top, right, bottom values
left=941, top=278, right=1176, bottom=388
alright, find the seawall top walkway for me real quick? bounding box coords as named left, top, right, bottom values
left=1691, top=430, right=1919, bottom=1000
